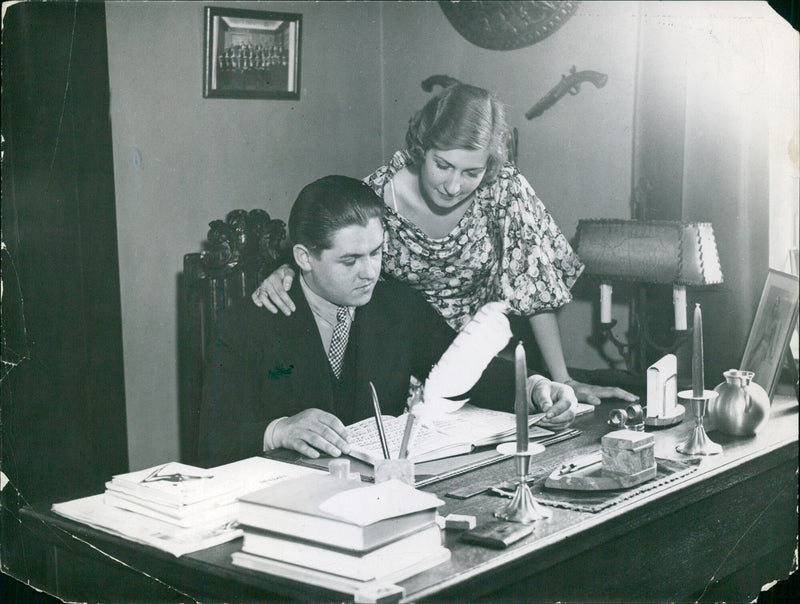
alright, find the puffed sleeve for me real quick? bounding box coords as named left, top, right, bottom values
left=493, top=166, right=585, bottom=315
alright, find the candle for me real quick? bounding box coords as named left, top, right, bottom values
left=692, top=304, right=704, bottom=397
left=600, top=282, right=613, bottom=324
left=514, top=341, right=528, bottom=453
left=673, top=285, right=687, bottom=331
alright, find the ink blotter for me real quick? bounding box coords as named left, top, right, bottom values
left=460, top=520, right=533, bottom=549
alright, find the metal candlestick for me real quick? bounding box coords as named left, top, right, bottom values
left=494, top=444, right=550, bottom=523
left=676, top=390, right=722, bottom=455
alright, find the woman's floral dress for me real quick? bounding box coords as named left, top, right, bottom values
left=364, top=150, right=584, bottom=331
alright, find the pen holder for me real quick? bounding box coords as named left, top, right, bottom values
left=494, top=443, right=550, bottom=524
left=374, top=458, right=415, bottom=486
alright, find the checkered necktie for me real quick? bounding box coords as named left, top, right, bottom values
left=328, top=306, right=351, bottom=378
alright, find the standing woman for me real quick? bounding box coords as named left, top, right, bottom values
left=253, top=83, right=636, bottom=405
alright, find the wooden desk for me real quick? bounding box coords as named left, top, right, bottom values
left=16, top=395, right=798, bottom=602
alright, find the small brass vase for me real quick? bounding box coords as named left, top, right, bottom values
left=708, top=370, right=770, bottom=436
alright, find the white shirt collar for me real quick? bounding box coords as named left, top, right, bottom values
left=299, top=274, right=354, bottom=326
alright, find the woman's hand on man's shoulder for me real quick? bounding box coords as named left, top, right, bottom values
left=252, top=265, right=296, bottom=315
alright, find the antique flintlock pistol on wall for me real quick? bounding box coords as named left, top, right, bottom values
left=525, top=66, right=608, bottom=120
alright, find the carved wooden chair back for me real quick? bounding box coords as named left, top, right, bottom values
left=179, top=209, right=288, bottom=464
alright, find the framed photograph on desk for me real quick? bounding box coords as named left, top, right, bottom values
left=740, top=269, right=799, bottom=399
left=203, top=7, right=301, bottom=99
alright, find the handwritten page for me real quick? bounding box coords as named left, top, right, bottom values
left=347, top=414, right=469, bottom=462
left=432, top=405, right=551, bottom=446
left=346, top=405, right=554, bottom=463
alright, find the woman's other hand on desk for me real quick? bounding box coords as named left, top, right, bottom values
left=530, top=378, right=577, bottom=430
left=273, top=408, right=350, bottom=459
left=252, top=265, right=297, bottom=315
left=564, top=378, right=639, bottom=407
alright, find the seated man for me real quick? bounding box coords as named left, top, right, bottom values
left=199, top=175, right=576, bottom=467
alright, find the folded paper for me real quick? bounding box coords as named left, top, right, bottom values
left=646, top=354, right=678, bottom=418
left=318, top=479, right=443, bottom=526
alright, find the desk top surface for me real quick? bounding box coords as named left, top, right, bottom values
left=400, top=393, right=799, bottom=600
left=21, top=394, right=799, bottom=602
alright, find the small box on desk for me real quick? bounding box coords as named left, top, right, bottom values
left=601, top=430, right=656, bottom=483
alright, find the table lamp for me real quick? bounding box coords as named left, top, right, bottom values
left=574, top=219, right=723, bottom=376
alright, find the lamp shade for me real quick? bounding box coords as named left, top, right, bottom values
left=574, top=219, right=723, bottom=285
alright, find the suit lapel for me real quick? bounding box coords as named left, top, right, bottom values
left=279, top=281, right=334, bottom=413
left=351, top=298, right=392, bottom=419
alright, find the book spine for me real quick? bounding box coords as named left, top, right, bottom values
left=238, top=502, right=363, bottom=550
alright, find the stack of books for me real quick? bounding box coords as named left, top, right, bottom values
left=52, top=457, right=320, bottom=556
left=232, top=475, right=449, bottom=596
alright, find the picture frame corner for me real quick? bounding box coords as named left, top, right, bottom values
left=740, top=268, right=799, bottom=400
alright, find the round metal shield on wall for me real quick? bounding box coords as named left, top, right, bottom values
left=438, top=1, right=581, bottom=50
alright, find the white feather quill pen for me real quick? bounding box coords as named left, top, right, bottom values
left=415, top=302, right=513, bottom=422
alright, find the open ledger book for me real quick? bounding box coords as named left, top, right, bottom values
left=346, top=403, right=555, bottom=464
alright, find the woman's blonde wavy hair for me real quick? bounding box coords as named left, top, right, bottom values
left=405, top=83, right=510, bottom=185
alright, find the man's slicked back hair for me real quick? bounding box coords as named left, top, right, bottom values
left=288, top=175, right=385, bottom=255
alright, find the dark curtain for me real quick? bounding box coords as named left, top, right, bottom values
left=1, top=1, right=128, bottom=596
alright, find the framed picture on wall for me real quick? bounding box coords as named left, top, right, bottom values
left=203, top=7, right=301, bottom=100
left=740, top=269, right=799, bottom=399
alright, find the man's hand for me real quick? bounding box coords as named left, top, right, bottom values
left=530, top=378, right=577, bottom=430
left=251, top=265, right=296, bottom=315
left=273, top=409, right=350, bottom=458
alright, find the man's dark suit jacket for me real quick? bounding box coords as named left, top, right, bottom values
left=198, top=279, right=516, bottom=467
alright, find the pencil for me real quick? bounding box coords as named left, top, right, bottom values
left=558, top=451, right=602, bottom=475
left=369, top=381, right=391, bottom=459
left=529, top=414, right=546, bottom=426
left=398, top=413, right=415, bottom=459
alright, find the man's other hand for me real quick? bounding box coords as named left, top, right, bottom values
left=531, top=379, right=577, bottom=430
